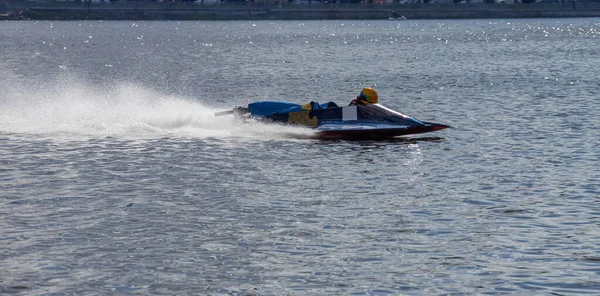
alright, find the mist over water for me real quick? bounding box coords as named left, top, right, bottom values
left=1, top=19, right=600, bottom=295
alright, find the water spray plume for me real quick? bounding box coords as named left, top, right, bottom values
left=0, top=77, right=314, bottom=141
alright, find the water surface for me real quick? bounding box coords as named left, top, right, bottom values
left=1, top=19, right=600, bottom=295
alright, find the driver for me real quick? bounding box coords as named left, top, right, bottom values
left=349, top=87, right=378, bottom=106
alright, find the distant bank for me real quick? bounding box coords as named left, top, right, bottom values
left=3, top=1, right=600, bottom=20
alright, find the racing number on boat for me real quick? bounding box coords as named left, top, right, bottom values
left=288, top=111, right=318, bottom=127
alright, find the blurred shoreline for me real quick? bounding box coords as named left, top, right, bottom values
left=2, top=1, right=600, bottom=20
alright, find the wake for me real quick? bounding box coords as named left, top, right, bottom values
left=0, top=78, right=314, bottom=141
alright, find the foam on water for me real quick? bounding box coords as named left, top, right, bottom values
left=0, top=77, right=315, bottom=141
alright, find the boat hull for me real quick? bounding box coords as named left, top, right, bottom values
left=218, top=101, right=450, bottom=140
left=316, top=122, right=449, bottom=140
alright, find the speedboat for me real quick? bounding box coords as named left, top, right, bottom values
left=215, top=100, right=449, bottom=140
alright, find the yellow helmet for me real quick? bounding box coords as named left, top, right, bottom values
left=358, top=87, right=378, bottom=104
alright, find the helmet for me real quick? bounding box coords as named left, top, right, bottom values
left=358, top=87, right=378, bottom=104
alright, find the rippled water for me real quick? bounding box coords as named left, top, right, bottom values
left=1, top=19, right=600, bottom=295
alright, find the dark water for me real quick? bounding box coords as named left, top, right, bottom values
left=1, top=19, right=600, bottom=295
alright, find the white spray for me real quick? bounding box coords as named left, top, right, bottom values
left=0, top=76, right=314, bottom=141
